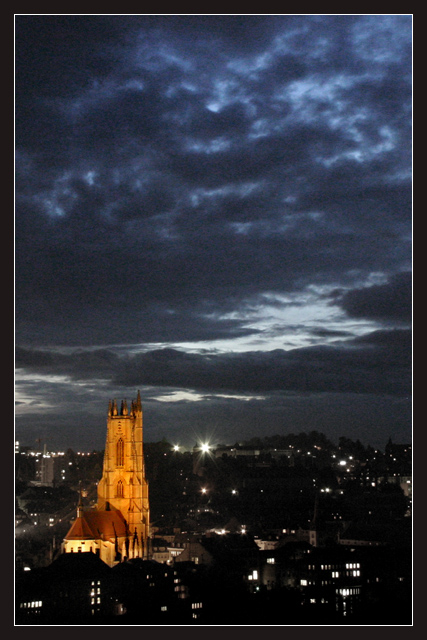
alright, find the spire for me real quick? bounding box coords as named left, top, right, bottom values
left=77, top=484, right=84, bottom=518
left=122, top=399, right=128, bottom=416
left=108, top=400, right=112, bottom=416
left=112, top=399, right=118, bottom=416
left=136, top=390, right=142, bottom=412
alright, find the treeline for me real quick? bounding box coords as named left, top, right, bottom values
left=239, top=431, right=376, bottom=459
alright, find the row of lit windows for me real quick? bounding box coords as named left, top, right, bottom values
left=331, top=570, right=360, bottom=578
left=69, top=546, right=96, bottom=553
left=308, top=563, right=360, bottom=571
left=310, top=559, right=360, bottom=578
left=20, top=601, right=42, bottom=608
left=192, top=602, right=203, bottom=609
left=337, top=588, right=360, bottom=596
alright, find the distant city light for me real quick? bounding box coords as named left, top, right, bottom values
left=173, top=445, right=180, bottom=452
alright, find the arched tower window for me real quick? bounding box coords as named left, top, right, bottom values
left=116, top=438, right=124, bottom=467
left=116, top=480, right=124, bottom=498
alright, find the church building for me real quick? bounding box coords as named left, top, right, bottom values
left=62, top=391, right=150, bottom=567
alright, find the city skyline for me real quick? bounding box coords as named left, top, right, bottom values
left=15, top=15, right=412, bottom=451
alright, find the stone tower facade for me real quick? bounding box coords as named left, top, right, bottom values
left=97, top=391, right=150, bottom=554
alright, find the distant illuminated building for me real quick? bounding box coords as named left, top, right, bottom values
left=62, top=391, right=150, bottom=566
left=34, top=445, right=56, bottom=485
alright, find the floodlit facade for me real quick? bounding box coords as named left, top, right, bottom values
left=62, top=391, right=150, bottom=566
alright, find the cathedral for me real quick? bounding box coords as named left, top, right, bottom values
left=62, top=391, right=150, bottom=567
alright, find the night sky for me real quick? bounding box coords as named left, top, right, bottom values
left=15, top=15, right=412, bottom=452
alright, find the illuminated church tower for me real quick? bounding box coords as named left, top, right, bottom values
left=97, top=391, right=150, bottom=548
left=62, top=391, right=150, bottom=566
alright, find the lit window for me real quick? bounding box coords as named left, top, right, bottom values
left=116, top=480, right=124, bottom=498
left=116, top=438, right=124, bottom=466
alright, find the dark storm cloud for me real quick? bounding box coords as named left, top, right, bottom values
left=335, top=271, right=412, bottom=323
left=16, top=324, right=411, bottom=397
left=15, top=15, right=412, bottom=448
left=118, top=339, right=411, bottom=397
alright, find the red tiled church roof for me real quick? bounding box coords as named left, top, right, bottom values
left=65, top=509, right=128, bottom=542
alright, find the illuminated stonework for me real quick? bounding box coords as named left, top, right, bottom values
left=62, top=391, right=150, bottom=566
